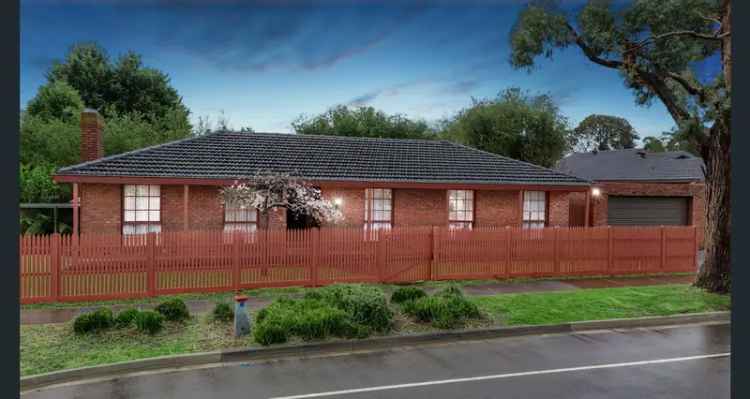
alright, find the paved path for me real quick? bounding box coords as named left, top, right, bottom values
left=22, top=322, right=729, bottom=398
left=21, top=275, right=695, bottom=325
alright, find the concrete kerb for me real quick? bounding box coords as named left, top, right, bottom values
left=21, top=311, right=730, bottom=392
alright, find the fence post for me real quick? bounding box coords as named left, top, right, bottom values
left=553, top=227, right=560, bottom=275
left=50, top=233, right=60, bottom=302
left=505, top=226, right=512, bottom=279
left=376, top=230, right=385, bottom=283
left=660, top=225, right=666, bottom=271
left=607, top=226, right=613, bottom=274
left=311, top=228, right=319, bottom=287
left=429, top=226, right=437, bottom=281
left=233, top=231, right=241, bottom=291
left=146, top=232, right=156, bottom=297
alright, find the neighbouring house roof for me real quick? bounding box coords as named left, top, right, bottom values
left=555, top=149, right=705, bottom=182
left=55, top=131, right=590, bottom=187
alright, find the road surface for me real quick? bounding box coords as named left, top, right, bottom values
left=23, top=322, right=730, bottom=399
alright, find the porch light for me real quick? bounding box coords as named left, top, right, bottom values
left=591, top=187, right=601, bottom=197
left=333, top=197, right=344, bottom=207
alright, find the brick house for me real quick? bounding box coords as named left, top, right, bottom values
left=556, top=149, right=705, bottom=244
left=55, top=110, right=591, bottom=235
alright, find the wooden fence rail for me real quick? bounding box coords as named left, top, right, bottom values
left=19, top=226, right=699, bottom=304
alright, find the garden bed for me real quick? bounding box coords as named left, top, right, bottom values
left=20, top=283, right=728, bottom=377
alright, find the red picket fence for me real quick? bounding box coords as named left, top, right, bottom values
left=19, top=226, right=699, bottom=304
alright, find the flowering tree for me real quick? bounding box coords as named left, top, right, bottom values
left=218, top=170, right=342, bottom=227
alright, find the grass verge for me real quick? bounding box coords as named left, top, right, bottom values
left=21, top=284, right=728, bottom=377
left=474, top=284, right=730, bottom=326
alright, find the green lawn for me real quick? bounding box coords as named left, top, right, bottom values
left=474, top=284, right=730, bottom=326
left=20, top=284, right=729, bottom=377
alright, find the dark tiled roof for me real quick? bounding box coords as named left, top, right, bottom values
left=57, top=132, right=589, bottom=186
left=555, top=149, right=704, bottom=182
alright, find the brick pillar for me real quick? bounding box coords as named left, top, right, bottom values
left=80, top=109, right=104, bottom=162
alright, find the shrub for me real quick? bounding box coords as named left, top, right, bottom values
left=252, top=287, right=390, bottom=345
left=316, top=284, right=393, bottom=332
left=253, top=320, right=289, bottom=345
left=73, top=308, right=114, bottom=335
left=155, top=299, right=190, bottom=322
left=402, top=289, right=481, bottom=329
left=293, top=306, right=349, bottom=341
left=114, top=308, right=140, bottom=328
left=212, top=303, right=234, bottom=323
left=135, top=311, right=164, bottom=335
left=390, top=287, right=427, bottom=304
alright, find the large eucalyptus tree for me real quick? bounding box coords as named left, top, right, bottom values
left=510, top=0, right=731, bottom=292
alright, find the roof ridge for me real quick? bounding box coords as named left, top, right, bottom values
left=235, top=131, right=446, bottom=144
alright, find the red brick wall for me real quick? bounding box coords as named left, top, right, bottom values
left=393, top=189, right=446, bottom=226
left=474, top=190, right=520, bottom=227
left=80, top=183, right=121, bottom=234
left=321, top=188, right=365, bottom=227
left=80, top=111, right=104, bottom=162
left=78, top=184, right=578, bottom=233
left=548, top=191, right=570, bottom=227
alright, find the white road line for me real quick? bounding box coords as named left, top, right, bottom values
left=269, top=352, right=730, bottom=399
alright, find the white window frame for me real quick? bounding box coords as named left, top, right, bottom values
left=223, top=200, right=258, bottom=234
left=122, top=184, right=161, bottom=235
left=448, top=190, right=474, bottom=229
left=522, top=190, right=547, bottom=229
left=364, top=188, right=392, bottom=231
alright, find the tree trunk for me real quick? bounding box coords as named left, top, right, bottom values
left=695, top=119, right=731, bottom=293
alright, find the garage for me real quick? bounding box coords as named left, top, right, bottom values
left=607, top=196, right=690, bottom=226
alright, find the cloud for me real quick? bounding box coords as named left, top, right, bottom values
left=440, top=79, right=479, bottom=95
left=149, top=4, right=431, bottom=72
left=348, top=91, right=381, bottom=107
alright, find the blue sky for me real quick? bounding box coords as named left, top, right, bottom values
left=21, top=0, right=715, bottom=139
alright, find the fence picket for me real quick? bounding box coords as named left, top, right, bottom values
left=19, top=225, right=698, bottom=304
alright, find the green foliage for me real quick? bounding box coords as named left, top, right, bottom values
left=20, top=115, right=80, bottom=168
left=314, top=284, right=393, bottom=332
left=570, top=114, right=640, bottom=152
left=293, top=105, right=434, bottom=140
left=154, top=299, right=190, bottom=322
left=401, top=286, right=481, bottom=329
left=441, top=88, right=569, bottom=167
left=253, top=285, right=394, bottom=345
left=135, top=311, right=165, bottom=335
left=25, top=80, right=84, bottom=123
left=253, top=319, right=289, bottom=345
left=390, top=287, right=427, bottom=304
left=19, top=163, right=64, bottom=203
left=114, top=308, right=140, bottom=328
left=212, top=303, right=234, bottom=323
left=47, top=43, right=190, bottom=124
left=642, top=136, right=666, bottom=152
left=73, top=308, right=114, bottom=335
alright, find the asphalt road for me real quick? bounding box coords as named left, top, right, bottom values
left=23, top=322, right=730, bottom=399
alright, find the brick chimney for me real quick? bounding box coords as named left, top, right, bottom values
left=80, top=108, right=104, bottom=162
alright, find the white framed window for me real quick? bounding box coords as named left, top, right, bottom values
left=123, top=184, right=161, bottom=235
left=522, top=191, right=546, bottom=229
left=364, top=188, right=392, bottom=230
left=448, top=190, right=473, bottom=229
left=223, top=201, right=258, bottom=233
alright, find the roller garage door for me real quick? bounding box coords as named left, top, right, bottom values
left=608, top=196, right=690, bottom=226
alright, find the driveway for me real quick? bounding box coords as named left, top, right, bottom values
left=23, top=322, right=729, bottom=399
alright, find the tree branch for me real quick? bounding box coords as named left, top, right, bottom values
left=564, top=22, right=623, bottom=69
left=626, top=30, right=728, bottom=55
